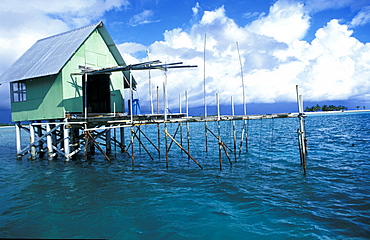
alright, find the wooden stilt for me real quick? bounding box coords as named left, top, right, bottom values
left=132, top=127, right=154, bottom=161
left=106, top=127, right=111, bottom=154
left=157, top=123, right=161, bottom=158
left=51, top=124, right=58, bottom=158
left=30, top=123, right=36, bottom=160
left=186, top=121, right=190, bottom=162
left=131, top=126, right=135, bottom=167
left=165, top=123, right=169, bottom=169
left=296, top=85, right=307, bottom=174
left=86, top=131, right=111, bottom=162
left=231, top=97, right=237, bottom=162
left=46, top=124, right=54, bottom=159
left=63, top=124, right=70, bottom=161
left=164, top=129, right=203, bottom=169
left=15, top=122, right=21, bottom=157
left=120, top=126, right=125, bottom=152
left=36, top=122, right=44, bottom=158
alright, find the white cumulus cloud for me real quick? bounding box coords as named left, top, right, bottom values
left=119, top=1, right=370, bottom=112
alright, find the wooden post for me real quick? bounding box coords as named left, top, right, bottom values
left=231, top=97, right=237, bottom=162
left=106, top=127, right=111, bottom=154
left=296, top=85, right=307, bottom=173
left=36, top=122, right=44, bottom=158
left=84, top=73, right=88, bottom=119
left=131, top=126, right=135, bottom=167
left=156, top=86, right=160, bottom=114
left=130, top=71, right=133, bottom=124
left=185, top=90, right=190, bottom=161
left=217, top=93, right=222, bottom=170
left=63, top=124, right=70, bottom=161
left=120, top=126, right=125, bottom=152
left=15, top=122, right=21, bottom=157
left=165, top=123, right=169, bottom=169
left=51, top=123, right=57, bottom=158
left=46, top=123, right=54, bottom=159
left=30, top=123, right=36, bottom=160
left=157, top=123, right=161, bottom=158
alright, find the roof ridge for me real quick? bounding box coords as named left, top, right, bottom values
left=38, top=21, right=102, bottom=42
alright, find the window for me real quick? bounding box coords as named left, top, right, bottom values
left=11, top=82, right=26, bottom=102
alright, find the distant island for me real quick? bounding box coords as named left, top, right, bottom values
left=305, top=104, right=348, bottom=112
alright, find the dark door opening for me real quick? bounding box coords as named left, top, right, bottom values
left=83, top=74, right=111, bottom=113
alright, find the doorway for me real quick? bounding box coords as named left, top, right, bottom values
left=83, top=74, right=111, bottom=113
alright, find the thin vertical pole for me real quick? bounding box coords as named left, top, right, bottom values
left=114, top=127, right=117, bottom=153
left=231, top=97, right=237, bottom=162
left=218, top=115, right=223, bottom=171
left=46, top=123, right=53, bottom=159
left=236, top=42, right=246, bottom=115
left=63, top=124, right=70, bottom=161
left=120, top=127, right=125, bottom=152
left=216, top=93, right=220, bottom=120
left=179, top=93, right=182, bottom=114
left=106, top=127, right=111, bottom=154
left=52, top=124, right=57, bottom=157
left=147, top=49, right=154, bottom=115
left=185, top=90, right=189, bottom=117
left=84, top=73, right=88, bottom=119
left=204, top=33, right=208, bottom=153
left=157, top=123, right=161, bottom=158
left=164, top=70, right=168, bottom=121
left=131, top=126, right=135, bottom=168
left=165, top=123, right=169, bottom=169
left=36, top=123, right=43, bottom=157
left=30, top=123, right=36, bottom=160
left=179, top=93, right=183, bottom=151
left=185, top=90, right=190, bottom=162
left=15, top=122, right=21, bottom=156
left=156, top=86, right=160, bottom=114
left=203, top=33, right=207, bottom=117
left=130, top=71, right=133, bottom=123
left=296, top=85, right=307, bottom=174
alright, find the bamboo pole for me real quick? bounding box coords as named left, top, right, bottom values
left=164, top=129, right=203, bottom=169
left=86, top=131, right=111, bottom=162
left=132, top=127, right=154, bottom=161
left=296, top=85, right=307, bottom=174
left=130, top=71, right=133, bottom=124
left=157, top=123, right=161, bottom=158
left=203, top=33, right=208, bottom=153
left=147, top=49, right=154, bottom=115
left=165, top=123, right=169, bottom=169
left=231, top=97, right=237, bottom=162
left=131, top=126, right=135, bottom=167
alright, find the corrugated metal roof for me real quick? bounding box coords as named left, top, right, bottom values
left=1, top=21, right=106, bottom=82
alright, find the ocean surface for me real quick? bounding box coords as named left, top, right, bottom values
left=0, top=113, right=369, bottom=239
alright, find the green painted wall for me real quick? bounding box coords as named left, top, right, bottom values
left=11, top=74, right=64, bottom=121
left=61, top=29, right=124, bottom=114
left=11, top=28, right=125, bottom=122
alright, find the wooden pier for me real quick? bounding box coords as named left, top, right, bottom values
left=14, top=112, right=297, bottom=170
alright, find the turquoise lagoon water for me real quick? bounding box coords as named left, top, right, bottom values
left=0, top=113, right=369, bottom=239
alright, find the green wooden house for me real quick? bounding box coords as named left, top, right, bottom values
left=1, top=21, right=134, bottom=122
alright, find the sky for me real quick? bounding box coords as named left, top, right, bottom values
left=0, top=0, right=370, bottom=120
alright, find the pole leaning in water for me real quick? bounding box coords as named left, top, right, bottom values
left=296, top=85, right=307, bottom=174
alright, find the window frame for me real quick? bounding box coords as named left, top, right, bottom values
left=11, top=82, right=27, bottom=102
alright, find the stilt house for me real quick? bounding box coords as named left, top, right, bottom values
left=1, top=21, right=134, bottom=122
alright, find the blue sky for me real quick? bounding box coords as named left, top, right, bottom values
left=0, top=0, right=370, bottom=121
